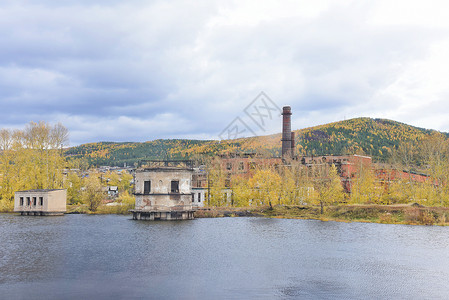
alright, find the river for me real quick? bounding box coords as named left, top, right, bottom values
left=0, top=214, right=448, bottom=299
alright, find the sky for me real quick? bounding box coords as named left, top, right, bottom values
left=1, top=0, right=449, bottom=146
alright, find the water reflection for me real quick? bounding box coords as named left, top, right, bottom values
left=1, top=215, right=449, bottom=299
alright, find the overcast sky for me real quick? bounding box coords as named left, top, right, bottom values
left=1, top=0, right=449, bottom=145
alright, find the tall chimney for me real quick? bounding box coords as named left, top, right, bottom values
left=282, top=106, right=292, bottom=158
left=291, top=131, right=295, bottom=157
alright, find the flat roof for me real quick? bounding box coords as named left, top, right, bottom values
left=16, top=189, right=66, bottom=193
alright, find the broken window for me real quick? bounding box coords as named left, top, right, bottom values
left=39, top=197, right=43, bottom=206
left=171, top=181, right=179, bottom=193
left=192, top=193, right=195, bottom=203
left=33, top=197, right=37, bottom=206
left=226, top=163, right=232, bottom=170
left=144, top=181, right=151, bottom=194
left=26, top=197, right=30, bottom=206
left=20, top=197, right=24, bottom=206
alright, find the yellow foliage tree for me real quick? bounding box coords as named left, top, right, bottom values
left=312, top=164, right=345, bottom=213
left=349, top=162, right=380, bottom=204
left=248, top=167, right=281, bottom=207
left=81, top=175, right=104, bottom=212
left=0, top=122, right=68, bottom=211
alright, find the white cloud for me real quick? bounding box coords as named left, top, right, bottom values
left=1, top=0, right=449, bottom=145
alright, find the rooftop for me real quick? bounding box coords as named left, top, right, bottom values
left=16, top=189, right=66, bottom=193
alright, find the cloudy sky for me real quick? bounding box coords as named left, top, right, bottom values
left=1, top=0, right=449, bottom=145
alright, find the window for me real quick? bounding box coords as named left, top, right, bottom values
left=20, top=197, right=24, bottom=206
left=192, top=193, right=195, bottom=203
left=238, top=162, right=244, bottom=171
left=171, top=181, right=179, bottom=193
left=144, top=181, right=151, bottom=194
left=33, top=197, right=37, bottom=206
left=198, top=194, right=201, bottom=203
left=26, top=197, right=30, bottom=206
left=226, top=163, right=232, bottom=170
left=39, top=197, right=43, bottom=206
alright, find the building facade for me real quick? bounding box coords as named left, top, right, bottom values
left=131, top=161, right=196, bottom=220
left=14, top=189, right=67, bottom=216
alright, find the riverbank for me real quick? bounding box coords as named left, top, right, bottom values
left=8, top=203, right=448, bottom=226
left=195, top=204, right=449, bottom=226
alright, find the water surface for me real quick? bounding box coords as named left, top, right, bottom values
left=1, top=214, right=449, bottom=299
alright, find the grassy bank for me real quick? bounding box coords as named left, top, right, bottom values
left=66, top=204, right=132, bottom=215
left=8, top=203, right=449, bottom=226
left=197, top=204, right=449, bottom=226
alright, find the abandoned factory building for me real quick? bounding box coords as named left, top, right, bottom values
left=14, top=189, right=67, bottom=216
left=131, top=161, right=196, bottom=220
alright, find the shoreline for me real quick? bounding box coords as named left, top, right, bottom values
left=3, top=204, right=449, bottom=226
left=194, top=204, right=449, bottom=226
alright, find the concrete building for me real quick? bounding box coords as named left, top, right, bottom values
left=131, top=161, right=195, bottom=220
left=192, top=165, right=207, bottom=207
left=14, top=189, right=67, bottom=216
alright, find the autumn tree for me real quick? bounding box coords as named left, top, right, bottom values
left=312, top=164, right=345, bottom=213
left=206, top=158, right=228, bottom=206
left=0, top=122, right=69, bottom=211
left=67, top=172, right=83, bottom=204
left=419, top=133, right=449, bottom=206
left=81, top=175, right=104, bottom=212
left=248, top=167, right=281, bottom=207
left=230, top=174, right=252, bottom=207
left=349, top=161, right=380, bottom=204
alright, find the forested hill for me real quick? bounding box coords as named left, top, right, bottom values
left=65, top=118, right=446, bottom=167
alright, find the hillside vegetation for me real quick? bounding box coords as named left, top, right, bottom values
left=65, top=118, right=445, bottom=166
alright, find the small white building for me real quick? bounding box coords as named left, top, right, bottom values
left=108, top=186, right=119, bottom=198
left=14, top=189, right=67, bottom=216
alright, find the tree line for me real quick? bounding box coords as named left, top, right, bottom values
left=204, top=132, right=449, bottom=210
left=0, top=121, right=68, bottom=211
left=0, top=121, right=134, bottom=212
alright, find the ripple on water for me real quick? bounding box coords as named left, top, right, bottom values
left=0, top=215, right=449, bottom=299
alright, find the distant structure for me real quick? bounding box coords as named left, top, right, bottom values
left=131, top=160, right=196, bottom=220
left=281, top=106, right=295, bottom=158
left=301, top=155, right=372, bottom=192
left=192, top=165, right=207, bottom=207
left=14, top=189, right=67, bottom=216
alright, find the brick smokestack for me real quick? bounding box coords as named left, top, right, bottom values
left=282, top=106, right=292, bottom=158
left=291, top=131, right=295, bottom=157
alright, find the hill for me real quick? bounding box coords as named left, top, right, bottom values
left=65, top=118, right=444, bottom=167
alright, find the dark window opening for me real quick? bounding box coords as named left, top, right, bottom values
left=26, top=197, right=30, bottom=206
left=239, top=162, right=244, bottom=170
left=171, top=181, right=179, bottom=193
left=144, top=181, right=151, bottom=194
left=33, top=197, right=37, bottom=206
left=39, top=197, right=43, bottom=206
left=192, top=193, right=195, bottom=203
left=226, top=163, right=232, bottom=170
left=20, top=197, right=24, bottom=206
